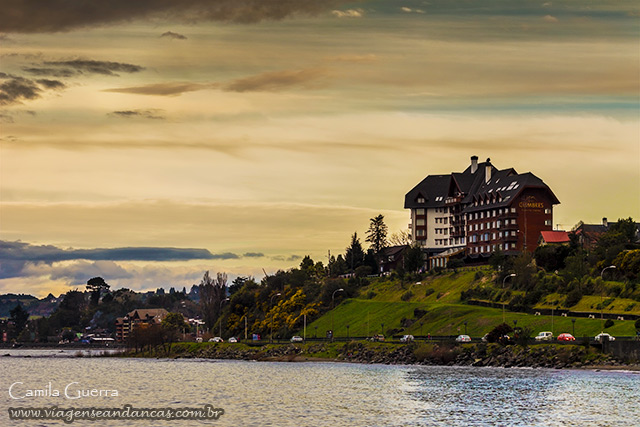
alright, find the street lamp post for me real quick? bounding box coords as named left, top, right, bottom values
left=464, top=321, right=468, bottom=336
left=600, top=266, right=616, bottom=331
left=331, top=288, right=344, bottom=340
left=502, top=274, right=516, bottom=324
left=270, top=293, right=282, bottom=343
left=219, top=298, right=229, bottom=338
left=572, top=318, right=576, bottom=336
left=346, top=324, right=350, bottom=340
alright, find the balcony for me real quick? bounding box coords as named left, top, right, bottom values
left=445, top=196, right=463, bottom=205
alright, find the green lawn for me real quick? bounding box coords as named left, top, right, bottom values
left=303, top=299, right=638, bottom=340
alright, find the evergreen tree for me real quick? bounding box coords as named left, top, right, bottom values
left=345, top=232, right=365, bottom=271
left=366, top=214, right=388, bottom=255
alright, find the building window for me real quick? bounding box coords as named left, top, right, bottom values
left=416, top=229, right=425, bottom=236
left=416, top=208, right=425, bottom=215
left=417, top=197, right=425, bottom=203
left=545, top=208, right=551, bottom=214
left=511, top=207, right=516, bottom=213
left=416, top=219, right=425, bottom=226
left=545, top=220, right=552, bottom=226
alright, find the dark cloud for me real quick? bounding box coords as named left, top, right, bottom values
left=22, top=67, right=77, bottom=78
left=0, top=77, right=41, bottom=105
left=223, top=68, right=328, bottom=92
left=210, top=252, right=241, bottom=260
left=43, top=60, right=144, bottom=76
left=287, top=255, right=302, bottom=262
left=36, top=79, right=66, bottom=89
left=103, top=82, right=215, bottom=96
left=0, top=76, right=66, bottom=105
left=0, top=0, right=346, bottom=33
left=243, top=252, right=265, bottom=258
left=161, top=31, right=187, bottom=40
left=108, top=109, right=165, bottom=120
left=0, top=241, right=220, bottom=278
left=0, top=113, right=14, bottom=123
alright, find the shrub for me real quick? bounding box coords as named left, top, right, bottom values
left=604, top=319, right=614, bottom=329
left=424, top=288, right=435, bottom=297
left=413, top=308, right=427, bottom=318
left=564, top=288, right=583, bottom=307
left=485, top=323, right=513, bottom=344
left=474, top=271, right=484, bottom=280
left=366, top=291, right=376, bottom=299
left=401, top=291, right=414, bottom=301
left=635, top=318, right=640, bottom=330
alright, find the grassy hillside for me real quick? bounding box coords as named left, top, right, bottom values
left=302, top=270, right=639, bottom=340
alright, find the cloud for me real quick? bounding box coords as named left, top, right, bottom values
left=0, top=240, right=218, bottom=275
left=22, top=67, right=78, bottom=78
left=108, top=109, right=165, bottom=120
left=161, top=31, right=187, bottom=40
left=243, top=252, right=265, bottom=258
left=43, top=60, right=144, bottom=76
left=104, top=68, right=328, bottom=96
left=0, top=76, right=64, bottom=105
left=287, top=255, right=302, bottom=262
left=223, top=68, right=328, bottom=92
left=329, top=54, right=377, bottom=63
left=0, top=0, right=347, bottom=33
left=401, top=7, right=425, bottom=14
left=331, top=9, right=363, bottom=18
left=543, top=15, right=559, bottom=23
left=103, top=82, right=215, bottom=96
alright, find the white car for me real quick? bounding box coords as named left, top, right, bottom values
left=290, top=336, right=303, bottom=342
left=209, top=337, right=223, bottom=343
left=535, top=331, right=554, bottom=341
left=400, top=335, right=414, bottom=342
left=228, top=337, right=238, bottom=343
left=595, top=333, right=615, bottom=342
left=455, top=335, right=471, bottom=342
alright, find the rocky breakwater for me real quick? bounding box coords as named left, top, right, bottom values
left=336, top=341, right=627, bottom=369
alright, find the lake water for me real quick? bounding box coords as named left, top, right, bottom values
left=1, top=349, right=638, bottom=426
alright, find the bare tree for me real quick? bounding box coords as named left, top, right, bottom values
left=388, top=230, right=411, bottom=246
left=199, top=271, right=227, bottom=333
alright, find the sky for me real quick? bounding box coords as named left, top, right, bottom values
left=1, top=0, right=638, bottom=297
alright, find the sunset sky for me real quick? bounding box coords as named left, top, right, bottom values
left=1, top=0, right=638, bottom=297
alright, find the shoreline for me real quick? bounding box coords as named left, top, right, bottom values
left=3, top=346, right=639, bottom=372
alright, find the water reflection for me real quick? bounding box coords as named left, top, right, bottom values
left=0, top=352, right=638, bottom=426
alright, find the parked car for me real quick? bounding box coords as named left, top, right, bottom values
left=369, top=334, right=385, bottom=342
left=290, top=336, right=303, bottom=342
left=209, top=337, right=223, bottom=343
left=481, top=333, right=489, bottom=342
left=557, top=333, right=575, bottom=341
left=595, top=333, right=616, bottom=342
left=228, top=337, right=238, bottom=343
left=455, top=335, right=471, bottom=342
left=535, top=331, right=554, bottom=341
left=196, top=337, right=203, bottom=343
left=400, top=335, right=414, bottom=343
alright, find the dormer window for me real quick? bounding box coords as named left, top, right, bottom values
left=417, top=197, right=425, bottom=204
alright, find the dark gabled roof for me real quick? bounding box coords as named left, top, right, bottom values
left=381, top=245, right=408, bottom=257
left=463, top=171, right=560, bottom=213
left=404, top=174, right=451, bottom=208
left=406, top=158, right=560, bottom=212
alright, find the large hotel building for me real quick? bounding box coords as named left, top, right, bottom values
left=404, top=156, right=560, bottom=268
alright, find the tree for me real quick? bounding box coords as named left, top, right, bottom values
left=366, top=214, right=388, bottom=255
left=199, top=271, right=228, bottom=333
left=161, top=312, right=189, bottom=354
left=10, top=304, right=30, bottom=337
left=345, top=232, right=365, bottom=271
left=86, top=277, right=110, bottom=306
left=388, top=230, right=411, bottom=246
left=404, top=244, right=424, bottom=273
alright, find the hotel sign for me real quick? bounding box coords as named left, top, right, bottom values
left=519, top=196, right=544, bottom=210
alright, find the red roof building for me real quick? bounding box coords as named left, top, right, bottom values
left=539, top=230, right=570, bottom=245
